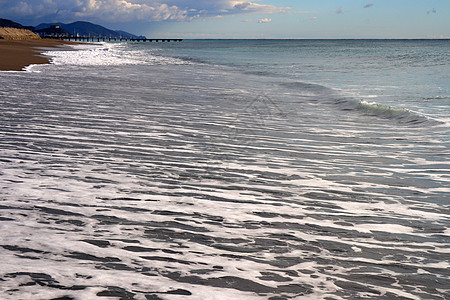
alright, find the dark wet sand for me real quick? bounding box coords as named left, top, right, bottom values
left=0, top=39, right=78, bottom=71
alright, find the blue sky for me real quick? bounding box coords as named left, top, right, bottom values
left=1, top=0, right=449, bottom=38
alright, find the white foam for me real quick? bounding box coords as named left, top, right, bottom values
left=24, top=42, right=190, bottom=71
left=44, top=43, right=143, bottom=66
left=1, top=42, right=449, bottom=299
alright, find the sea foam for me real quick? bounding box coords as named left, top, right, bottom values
left=2, top=39, right=449, bottom=300
left=45, top=43, right=142, bottom=66
left=26, top=42, right=189, bottom=71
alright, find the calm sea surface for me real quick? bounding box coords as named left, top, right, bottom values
left=1, top=40, right=449, bottom=299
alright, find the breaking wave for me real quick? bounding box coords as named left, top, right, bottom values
left=338, top=99, right=443, bottom=126
left=280, top=81, right=443, bottom=126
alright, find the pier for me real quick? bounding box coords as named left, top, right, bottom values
left=43, top=36, right=183, bottom=42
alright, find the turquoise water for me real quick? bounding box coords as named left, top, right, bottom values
left=0, top=40, right=449, bottom=299
left=148, top=39, right=450, bottom=122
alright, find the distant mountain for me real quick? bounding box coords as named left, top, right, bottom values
left=0, top=18, right=34, bottom=31
left=35, top=21, right=145, bottom=39
left=115, top=30, right=146, bottom=39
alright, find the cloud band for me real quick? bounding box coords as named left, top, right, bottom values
left=0, top=0, right=290, bottom=23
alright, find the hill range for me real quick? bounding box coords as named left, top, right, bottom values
left=35, top=21, right=146, bottom=39
left=0, top=18, right=145, bottom=39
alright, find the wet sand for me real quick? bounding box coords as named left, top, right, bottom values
left=0, top=39, right=78, bottom=71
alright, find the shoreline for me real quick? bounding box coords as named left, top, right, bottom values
left=0, top=39, right=79, bottom=71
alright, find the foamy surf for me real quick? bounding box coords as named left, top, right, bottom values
left=1, top=39, right=449, bottom=300
left=24, top=42, right=189, bottom=72
left=46, top=42, right=142, bottom=66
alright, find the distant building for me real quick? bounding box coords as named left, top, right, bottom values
left=35, top=26, right=70, bottom=38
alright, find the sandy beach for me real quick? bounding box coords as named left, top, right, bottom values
left=0, top=39, right=77, bottom=71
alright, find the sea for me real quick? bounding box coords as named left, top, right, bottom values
left=0, top=39, right=449, bottom=300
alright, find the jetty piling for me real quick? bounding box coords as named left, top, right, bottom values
left=42, top=36, right=182, bottom=42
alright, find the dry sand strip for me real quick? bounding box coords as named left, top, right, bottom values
left=0, top=39, right=78, bottom=71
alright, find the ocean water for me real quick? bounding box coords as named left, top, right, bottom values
left=0, top=39, right=449, bottom=299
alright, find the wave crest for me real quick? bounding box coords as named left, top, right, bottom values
left=339, top=99, right=442, bottom=126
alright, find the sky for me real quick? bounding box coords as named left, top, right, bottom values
left=1, top=0, right=449, bottom=39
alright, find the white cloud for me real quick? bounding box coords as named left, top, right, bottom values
left=257, top=18, right=271, bottom=23
left=294, top=11, right=320, bottom=14
left=231, top=2, right=288, bottom=14
left=71, top=0, right=190, bottom=22
left=0, top=0, right=290, bottom=23
left=298, top=16, right=318, bottom=23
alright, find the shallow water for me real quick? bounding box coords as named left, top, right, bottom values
left=0, top=40, right=449, bottom=299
